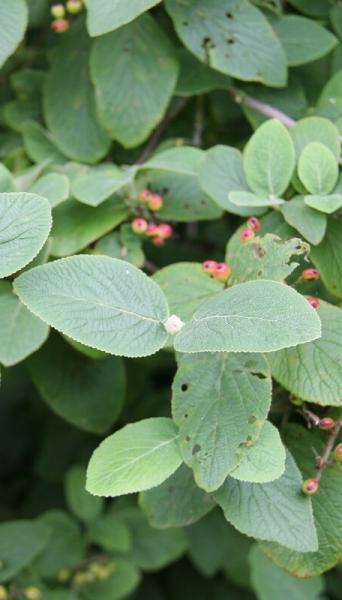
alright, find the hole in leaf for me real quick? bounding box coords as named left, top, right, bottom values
left=192, top=444, right=201, bottom=455
left=248, top=415, right=257, bottom=424
left=226, top=12, right=233, bottom=18
left=181, top=383, right=188, bottom=392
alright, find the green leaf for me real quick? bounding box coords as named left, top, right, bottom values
left=65, top=466, right=104, bottom=522
left=29, top=173, right=70, bottom=207
left=91, top=14, right=178, bottom=148
left=94, top=225, right=144, bottom=268
left=165, top=0, right=287, bottom=86
left=198, top=145, right=266, bottom=216
left=149, top=171, right=222, bottom=222
left=229, top=191, right=284, bottom=207
left=290, top=116, right=340, bottom=161
left=287, top=0, right=329, bottom=17
left=79, top=560, right=140, bottom=600
left=0, top=192, right=52, bottom=278
left=225, top=232, right=308, bottom=284
left=28, top=334, right=126, bottom=433
left=0, top=520, right=50, bottom=583
left=271, top=15, right=337, bottom=66
left=174, top=280, right=321, bottom=354
left=153, top=263, right=223, bottom=322
left=243, top=119, right=295, bottom=197
left=298, top=142, right=338, bottom=194
left=269, top=300, right=342, bottom=406
left=87, top=514, right=132, bottom=553
left=50, top=198, right=128, bottom=257
left=281, top=196, right=327, bottom=245
left=121, top=507, right=187, bottom=570
left=36, top=511, right=84, bottom=578
left=261, top=424, right=342, bottom=576
left=175, top=48, right=232, bottom=97
left=141, top=146, right=204, bottom=176
left=15, top=256, right=169, bottom=358
left=0, top=163, right=15, bottom=192
left=43, top=21, right=110, bottom=163
left=304, top=193, right=342, bottom=214
left=72, top=166, right=135, bottom=207
left=214, top=451, right=318, bottom=553
left=230, top=421, right=286, bottom=483
left=310, top=218, right=342, bottom=299
left=85, top=0, right=162, bottom=36
left=86, top=418, right=182, bottom=497
left=318, top=69, right=342, bottom=109
left=0, top=282, right=48, bottom=367
left=172, top=352, right=271, bottom=491
left=22, top=121, right=66, bottom=165
left=250, top=546, right=324, bottom=600
left=140, top=464, right=215, bottom=528
left=0, top=0, right=28, bottom=68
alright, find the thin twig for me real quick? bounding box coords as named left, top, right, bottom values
left=229, top=88, right=296, bottom=128
left=144, top=260, right=158, bottom=273
left=297, top=407, right=321, bottom=428
left=192, top=95, right=204, bottom=147
left=316, top=418, right=342, bottom=481
left=136, top=98, right=189, bottom=164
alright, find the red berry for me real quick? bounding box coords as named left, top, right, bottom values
left=202, top=260, right=217, bottom=275
left=240, top=227, right=254, bottom=242
left=302, top=478, right=319, bottom=495
left=152, top=236, right=164, bottom=246
left=51, top=4, right=65, bottom=18
left=213, top=262, right=232, bottom=283
left=247, top=216, right=260, bottom=232
left=146, top=223, right=159, bottom=237
left=51, top=18, right=69, bottom=32
left=334, top=443, right=342, bottom=462
left=131, top=217, right=147, bottom=234
left=307, top=296, right=320, bottom=309
left=319, top=417, right=335, bottom=431
left=157, top=224, right=173, bottom=239
left=302, top=268, right=320, bottom=281
left=148, top=194, right=163, bottom=211
left=138, top=189, right=151, bottom=203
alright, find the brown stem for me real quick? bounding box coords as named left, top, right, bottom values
left=144, top=259, right=158, bottom=273
left=136, top=98, right=189, bottom=164
left=298, top=407, right=321, bottom=428
left=192, top=95, right=204, bottom=147
left=315, top=418, right=342, bottom=481
left=229, top=88, right=296, bottom=128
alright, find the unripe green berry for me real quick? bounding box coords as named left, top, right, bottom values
left=334, top=443, right=342, bottom=462
left=66, top=0, right=83, bottom=14
left=51, top=4, right=65, bottom=18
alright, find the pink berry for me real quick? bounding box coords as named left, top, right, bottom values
left=131, top=217, right=147, bottom=234
left=319, top=417, right=335, bottom=431
left=51, top=18, right=69, bottom=32
left=334, top=443, right=342, bottom=462
left=240, top=227, right=254, bottom=242
left=302, top=478, right=319, bottom=495
left=146, top=223, right=159, bottom=237
left=152, top=236, right=164, bottom=246
left=213, top=262, right=232, bottom=283
left=247, top=216, right=260, bottom=232
left=307, top=296, right=320, bottom=309
left=138, top=189, right=151, bottom=203
left=51, top=4, right=65, bottom=18
left=302, top=268, right=319, bottom=281
left=148, top=194, right=163, bottom=211
left=157, top=224, right=173, bottom=239
left=202, top=260, right=217, bottom=275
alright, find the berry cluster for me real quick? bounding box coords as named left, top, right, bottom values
left=131, top=218, right=172, bottom=246
left=301, top=417, right=342, bottom=496
left=51, top=1, right=83, bottom=33
left=239, top=216, right=260, bottom=242
left=202, top=260, right=232, bottom=283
